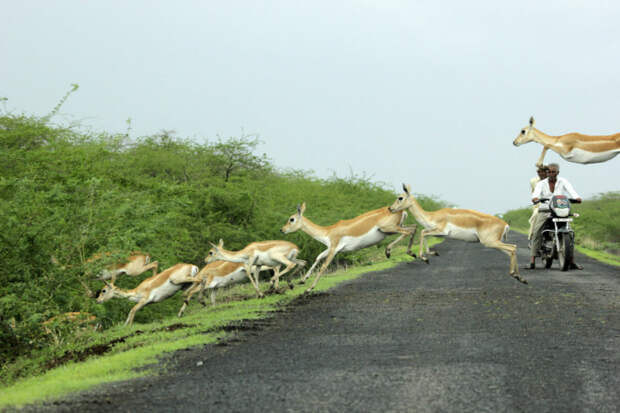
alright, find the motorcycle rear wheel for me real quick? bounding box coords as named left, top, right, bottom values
left=558, top=233, right=574, bottom=271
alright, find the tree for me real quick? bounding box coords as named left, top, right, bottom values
left=210, top=135, right=270, bottom=181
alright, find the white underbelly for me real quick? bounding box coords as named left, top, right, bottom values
left=208, top=268, right=248, bottom=288
left=99, top=269, right=121, bottom=280
left=562, top=147, right=620, bottom=164
left=149, top=281, right=183, bottom=302
left=444, top=223, right=479, bottom=242
left=338, top=228, right=387, bottom=252
left=253, top=251, right=281, bottom=267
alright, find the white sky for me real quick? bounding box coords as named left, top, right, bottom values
left=2, top=0, right=619, bottom=214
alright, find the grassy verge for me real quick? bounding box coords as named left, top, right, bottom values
left=0, top=241, right=438, bottom=409
left=574, top=246, right=620, bottom=267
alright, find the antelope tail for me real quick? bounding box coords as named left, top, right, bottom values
left=502, top=225, right=510, bottom=241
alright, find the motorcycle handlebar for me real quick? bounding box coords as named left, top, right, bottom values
left=532, top=198, right=581, bottom=204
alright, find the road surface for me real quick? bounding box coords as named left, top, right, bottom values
left=21, top=233, right=620, bottom=412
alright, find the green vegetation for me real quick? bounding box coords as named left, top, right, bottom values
left=503, top=192, right=620, bottom=266
left=0, top=242, right=437, bottom=409
left=0, top=99, right=447, bottom=394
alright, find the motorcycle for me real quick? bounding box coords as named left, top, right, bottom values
left=534, top=195, right=580, bottom=271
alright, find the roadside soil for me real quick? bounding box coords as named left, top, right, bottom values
left=18, top=233, right=620, bottom=412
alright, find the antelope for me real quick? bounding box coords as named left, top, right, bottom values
left=280, top=203, right=418, bottom=293
left=42, top=312, right=100, bottom=334
left=205, top=240, right=306, bottom=298
left=96, top=263, right=199, bottom=326
left=389, top=184, right=526, bottom=284
left=513, top=116, right=620, bottom=165
left=88, top=252, right=158, bottom=284
left=177, top=261, right=276, bottom=317
left=54, top=252, right=159, bottom=296
left=42, top=312, right=100, bottom=346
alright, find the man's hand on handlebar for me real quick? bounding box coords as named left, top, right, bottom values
left=531, top=197, right=582, bottom=204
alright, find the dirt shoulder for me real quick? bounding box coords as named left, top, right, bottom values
left=20, top=233, right=620, bottom=412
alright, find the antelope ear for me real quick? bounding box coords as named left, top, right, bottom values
left=529, top=116, right=535, bottom=126
left=299, top=202, right=306, bottom=215
left=218, top=239, right=224, bottom=248
left=402, top=183, right=411, bottom=195
left=209, top=242, right=217, bottom=249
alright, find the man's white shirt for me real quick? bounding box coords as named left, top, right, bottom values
left=532, top=177, right=580, bottom=204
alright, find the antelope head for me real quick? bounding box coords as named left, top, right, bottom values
left=513, top=116, right=536, bottom=146
left=205, top=239, right=225, bottom=264
left=389, top=184, right=413, bottom=213
left=281, top=203, right=306, bottom=234
left=96, top=281, right=118, bottom=304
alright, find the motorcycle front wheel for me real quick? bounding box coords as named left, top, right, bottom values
left=558, top=233, right=574, bottom=271
left=545, top=257, right=553, bottom=269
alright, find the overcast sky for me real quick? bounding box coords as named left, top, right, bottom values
left=2, top=0, right=619, bottom=214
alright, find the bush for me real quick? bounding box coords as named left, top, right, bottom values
left=0, top=113, right=449, bottom=368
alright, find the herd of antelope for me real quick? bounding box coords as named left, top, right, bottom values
left=89, top=117, right=618, bottom=326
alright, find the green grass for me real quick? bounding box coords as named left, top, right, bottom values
left=575, top=246, right=620, bottom=267
left=0, top=241, right=438, bottom=409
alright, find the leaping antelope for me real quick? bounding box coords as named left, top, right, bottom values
left=96, top=263, right=199, bottom=326
left=280, top=203, right=418, bottom=293
left=177, top=261, right=276, bottom=317
left=389, top=184, right=526, bottom=284
left=88, top=252, right=159, bottom=284
left=42, top=312, right=100, bottom=346
left=42, top=312, right=100, bottom=334
left=205, top=240, right=306, bottom=298
left=513, top=116, right=620, bottom=165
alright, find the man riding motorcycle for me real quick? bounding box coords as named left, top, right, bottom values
left=529, top=163, right=582, bottom=270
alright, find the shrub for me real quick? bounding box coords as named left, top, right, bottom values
left=0, top=113, right=450, bottom=367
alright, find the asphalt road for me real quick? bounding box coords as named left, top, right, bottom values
left=22, top=233, right=620, bottom=412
